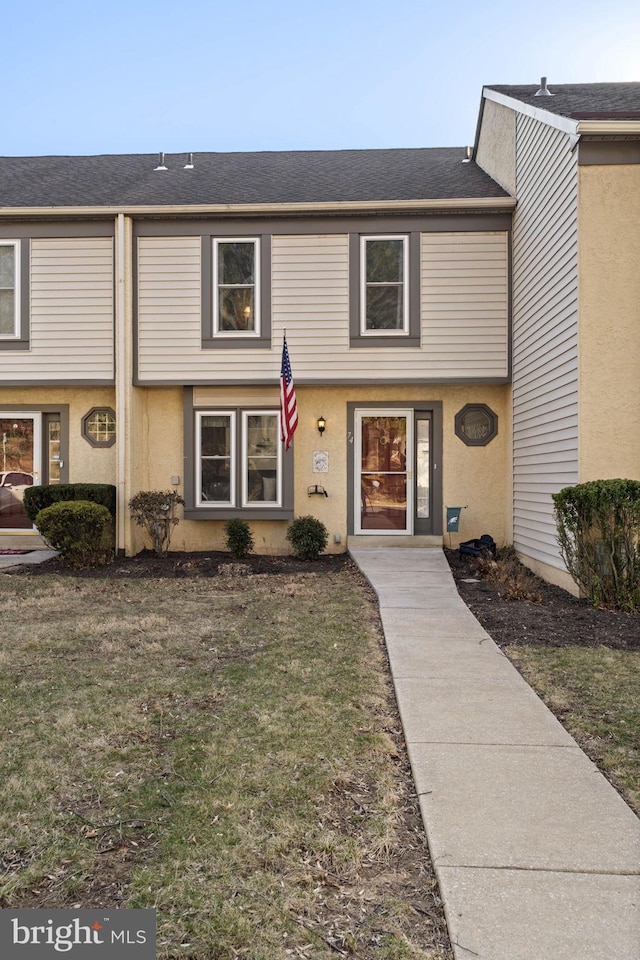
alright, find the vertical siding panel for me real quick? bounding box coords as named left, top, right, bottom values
left=512, top=115, right=579, bottom=569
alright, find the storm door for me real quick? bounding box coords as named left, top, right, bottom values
left=0, top=414, right=41, bottom=531
left=355, top=410, right=413, bottom=534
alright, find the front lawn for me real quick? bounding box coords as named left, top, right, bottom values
left=0, top=566, right=451, bottom=960
left=504, top=645, right=640, bottom=813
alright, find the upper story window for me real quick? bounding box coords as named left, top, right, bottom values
left=349, top=232, right=419, bottom=347
left=198, top=233, right=271, bottom=349
left=0, top=242, right=19, bottom=339
left=213, top=239, right=260, bottom=337
left=0, top=238, right=29, bottom=350
left=361, top=236, right=408, bottom=335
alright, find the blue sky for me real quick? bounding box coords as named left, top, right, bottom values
left=4, top=0, right=639, bottom=156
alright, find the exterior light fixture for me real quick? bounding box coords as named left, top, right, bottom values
left=317, top=416, right=326, bottom=436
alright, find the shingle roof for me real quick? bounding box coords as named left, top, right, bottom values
left=0, top=147, right=509, bottom=208
left=485, top=82, right=640, bottom=120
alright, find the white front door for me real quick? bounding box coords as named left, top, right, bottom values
left=355, top=409, right=413, bottom=535
left=0, top=413, right=41, bottom=531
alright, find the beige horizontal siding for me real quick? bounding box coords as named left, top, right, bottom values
left=272, top=235, right=351, bottom=375
left=0, top=237, right=114, bottom=381
left=420, top=232, right=508, bottom=378
left=137, top=236, right=204, bottom=379
left=137, top=232, right=509, bottom=382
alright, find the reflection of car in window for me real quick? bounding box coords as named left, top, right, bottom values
left=0, top=471, right=33, bottom=517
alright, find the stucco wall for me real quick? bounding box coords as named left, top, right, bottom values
left=128, top=384, right=510, bottom=555
left=475, top=98, right=517, bottom=196
left=0, top=386, right=117, bottom=484
left=578, top=164, right=640, bottom=481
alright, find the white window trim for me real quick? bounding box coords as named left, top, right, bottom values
left=196, top=410, right=236, bottom=507
left=359, top=235, right=409, bottom=336
left=213, top=238, right=261, bottom=337
left=0, top=240, right=20, bottom=339
left=241, top=409, right=282, bottom=508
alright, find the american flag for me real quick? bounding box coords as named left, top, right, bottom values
left=280, top=335, right=298, bottom=450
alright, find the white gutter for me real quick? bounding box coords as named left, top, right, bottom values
left=0, top=196, right=516, bottom=218
left=576, top=120, right=640, bottom=136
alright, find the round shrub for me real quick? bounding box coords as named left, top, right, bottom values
left=224, top=518, right=255, bottom=559
left=35, top=500, right=114, bottom=569
left=23, top=483, right=116, bottom=523
left=286, top=515, right=328, bottom=561
left=553, top=478, right=640, bottom=610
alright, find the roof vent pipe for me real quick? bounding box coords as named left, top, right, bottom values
left=154, top=152, right=168, bottom=171
left=534, top=76, right=554, bottom=97
left=462, top=146, right=472, bottom=163
left=184, top=153, right=194, bottom=170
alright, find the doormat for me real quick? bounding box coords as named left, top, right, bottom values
left=0, top=550, right=33, bottom=555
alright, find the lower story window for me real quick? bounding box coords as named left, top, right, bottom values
left=243, top=412, right=279, bottom=504
left=82, top=407, right=116, bottom=447
left=198, top=412, right=235, bottom=505
left=197, top=409, right=281, bottom=508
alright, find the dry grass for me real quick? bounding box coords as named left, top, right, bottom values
left=0, top=568, right=451, bottom=960
left=505, top=644, right=640, bottom=814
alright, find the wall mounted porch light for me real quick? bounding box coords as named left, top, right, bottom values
left=317, top=416, right=326, bottom=436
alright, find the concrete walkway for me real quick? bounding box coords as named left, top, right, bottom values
left=349, top=547, right=640, bottom=960
left=0, top=549, right=58, bottom=570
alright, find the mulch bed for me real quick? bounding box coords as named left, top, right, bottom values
left=445, top=548, right=640, bottom=651
left=3, top=549, right=352, bottom=579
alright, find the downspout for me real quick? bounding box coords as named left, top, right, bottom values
left=115, top=213, right=131, bottom=554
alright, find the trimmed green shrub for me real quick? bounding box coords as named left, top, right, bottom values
left=23, top=483, right=116, bottom=523
left=553, top=478, right=640, bottom=610
left=224, top=518, right=255, bottom=559
left=286, top=515, right=328, bottom=561
left=35, top=500, right=114, bottom=569
left=128, top=490, right=185, bottom=556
